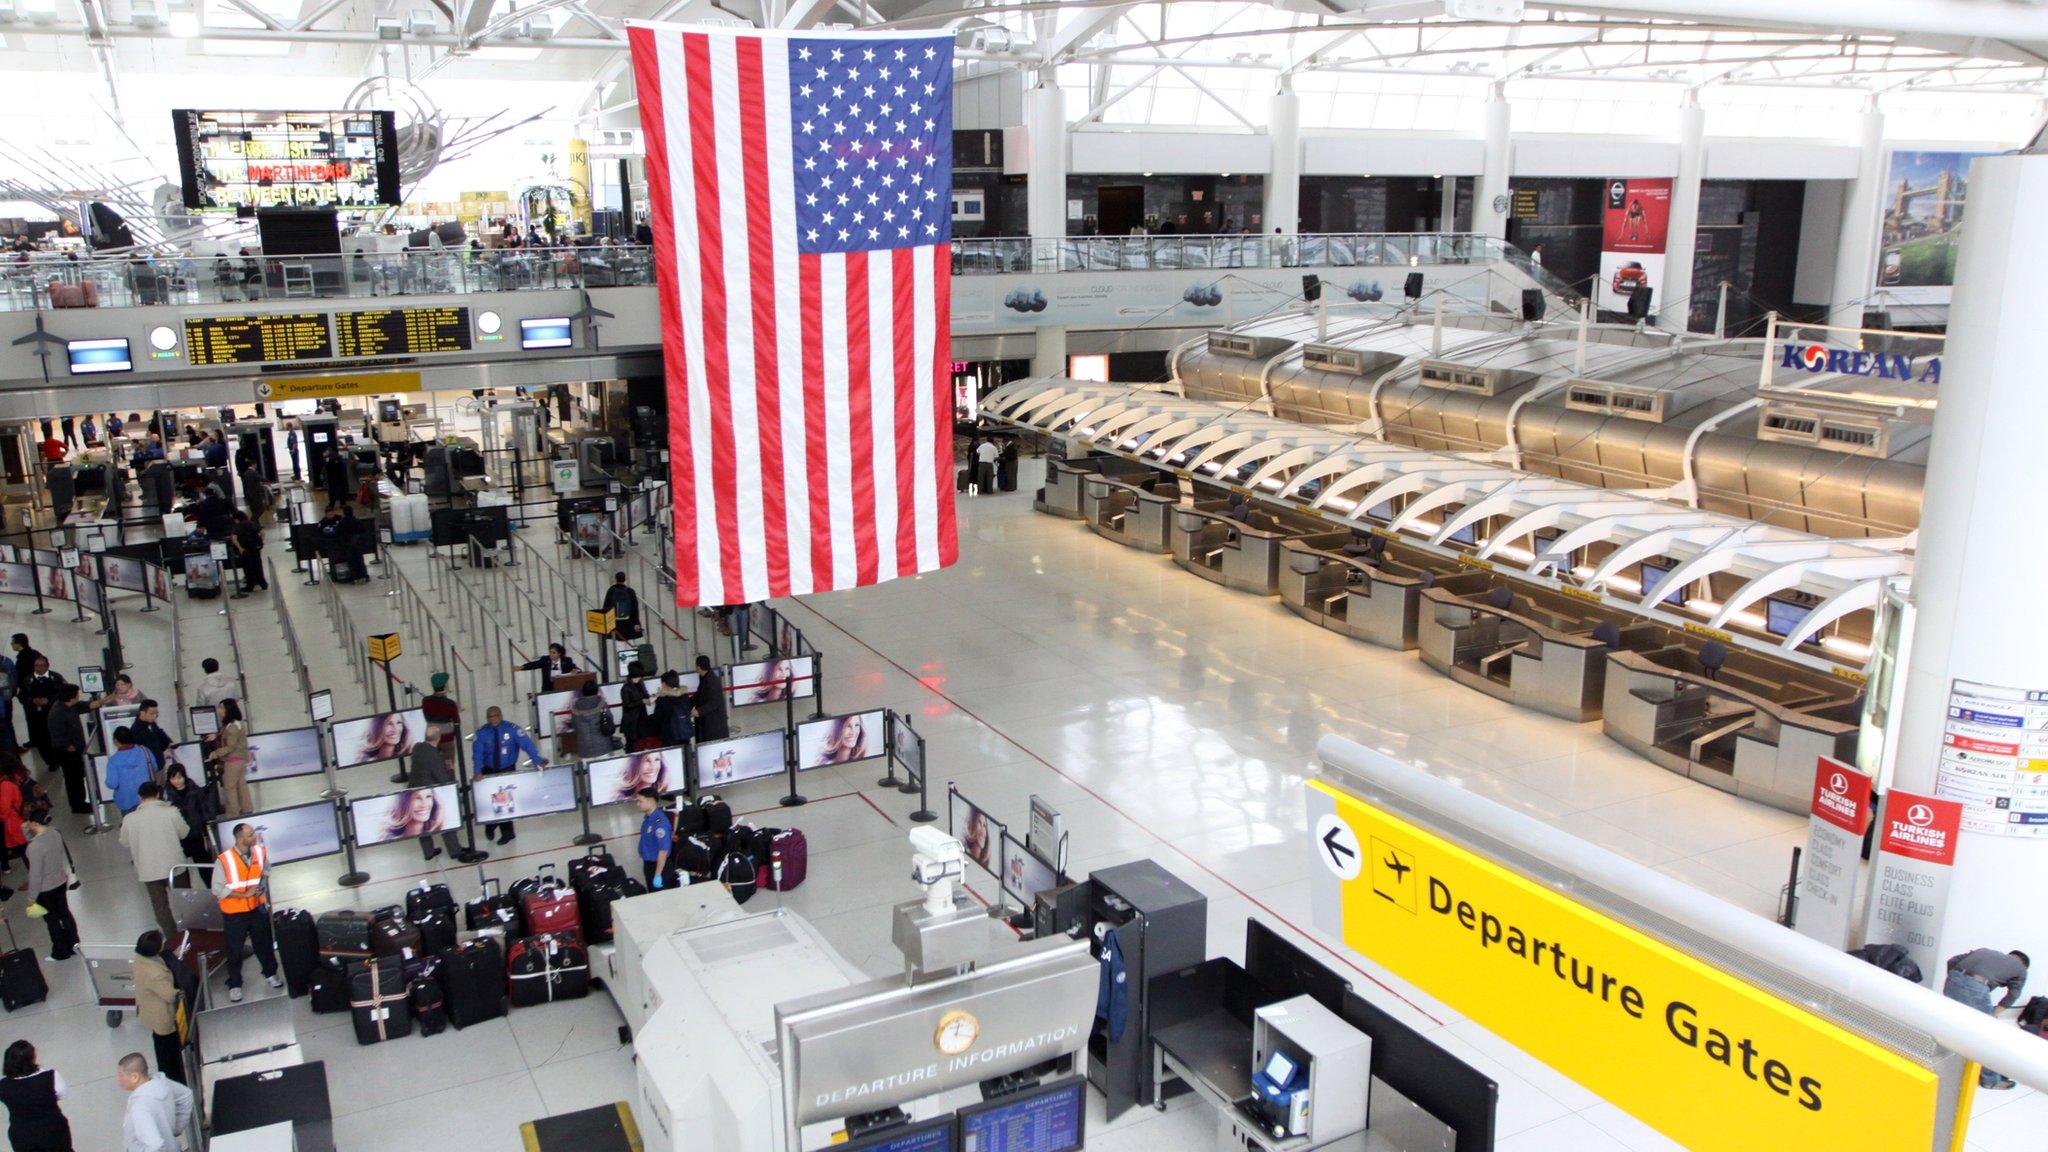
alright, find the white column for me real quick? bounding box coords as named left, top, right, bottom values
left=1439, top=178, right=1459, bottom=231
left=1025, top=79, right=1068, bottom=241
left=1662, top=99, right=1706, bottom=330
left=1829, top=103, right=1886, bottom=328
left=1877, top=152, right=2048, bottom=969
left=1474, top=86, right=1511, bottom=239
left=1030, top=325, right=1068, bottom=379
left=1265, top=86, right=1301, bottom=236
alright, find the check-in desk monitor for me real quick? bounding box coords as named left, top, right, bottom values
left=841, top=1115, right=954, bottom=1152
left=958, top=1075, right=1086, bottom=1152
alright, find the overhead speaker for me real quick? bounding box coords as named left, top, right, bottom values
left=1301, top=275, right=1321, bottom=303
left=1520, top=289, right=1544, bottom=322
left=1403, top=272, right=1424, bottom=301
left=1627, top=284, right=1653, bottom=321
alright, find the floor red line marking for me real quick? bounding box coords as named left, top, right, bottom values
left=790, top=598, right=1444, bottom=1026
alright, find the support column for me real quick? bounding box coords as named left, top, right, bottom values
left=1828, top=102, right=1885, bottom=328
left=1439, top=177, right=1459, bottom=231
left=1265, top=85, right=1301, bottom=238
left=1474, top=86, right=1511, bottom=239
left=1663, top=98, right=1705, bottom=331
left=1876, top=152, right=2048, bottom=970
left=1030, top=325, right=1068, bottom=380
left=1025, top=79, right=1068, bottom=243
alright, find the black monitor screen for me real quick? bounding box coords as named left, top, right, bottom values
left=957, top=1076, right=1086, bottom=1152
left=1639, top=560, right=1684, bottom=607
left=1445, top=521, right=1477, bottom=546
left=1764, top=598, right=1807, bottom=639
left=841, top=1116, right=955, bottom=1152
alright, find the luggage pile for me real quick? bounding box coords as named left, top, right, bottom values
left=669, top=795, right=807, bottom=903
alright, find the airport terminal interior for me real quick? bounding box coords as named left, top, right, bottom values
left=0, top=2, right=2041, bottom=1151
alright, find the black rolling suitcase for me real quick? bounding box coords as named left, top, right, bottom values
left=577, top=875, right=647, bottom=944
left=369, top=906, right=425, bottom=961
left=507, top=933, right=590, bottom=1007
left=308, top=957, right=351, bottom=1013
left=438, top=938, right=508, bottom=1030
left=0, top=924, right=45, bottom=1012
left=316, top=910, right=372, bottom=955
left=413, top=907, right=458, bottom=955
left=464, top=876, right=519, bottom=932
left=567, top=846, right=625, bottom=892
left=405, top=883, right=456, bottom=922
left=348, top=956, right=412, bottom=1044
left=410, top=977, right=447, bottom=1037
left=273, top=908, right=319, bottom=998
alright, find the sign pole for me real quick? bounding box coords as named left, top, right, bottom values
left=334, top=794, right=369, bottom=888
left=571, top=761, right=602, bottom=847
left=779, top=683, right=804, bottom=808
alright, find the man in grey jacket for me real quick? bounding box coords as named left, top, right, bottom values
left=117, top=1051, right=193, bottom=1152
left=21, top=818, right=76, bottom=961
left=119, top=783, right=190, bottom=936
left=404, top=724, right=466, bottom=862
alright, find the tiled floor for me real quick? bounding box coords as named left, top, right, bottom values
left=0, top=452, right=2026, bottom=1151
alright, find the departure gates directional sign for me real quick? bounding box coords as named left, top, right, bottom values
left=1305, top=778, right=1940, bottom=1152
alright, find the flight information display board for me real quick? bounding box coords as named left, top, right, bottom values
left=334, top=307, right=473, bottom=358
left=173, top=109, right=401, bottom=212
left=185, top=313, right=333, bottom=366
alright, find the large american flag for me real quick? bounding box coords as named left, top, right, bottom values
left=629, top=24, right=958, bottom=606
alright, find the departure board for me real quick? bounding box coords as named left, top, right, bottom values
left=333, top=307, right=473, bottom=358
left=185, top=313, right=333, bottom=365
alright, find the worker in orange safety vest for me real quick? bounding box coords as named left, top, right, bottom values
left=214, top=822, right=283, bottom=1003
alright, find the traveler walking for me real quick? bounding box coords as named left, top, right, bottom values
left=0, top=1041, right=71, bottom=1152
left=20, top=818, right=75, bottom=961
left=195, top=660, right=234, bottom=713
left=41, top=688, right=86, bottom=817
left=119, top=784, right=188, bottom=938
left=102, top=729, right=157, bottom=817
left=116, top=1053, right=191, bottom=1152
left=213, top=823, right=282, bottom=1002
left=690, top=655, right=728, bottom=741
left=159, top=767, right=214, bottom=872
left=403, top=725, right=470, bottom=863
left=129, top=934, right=186, bottom=1087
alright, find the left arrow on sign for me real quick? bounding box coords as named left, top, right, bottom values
left=1313, top=813, right=1362, bottom=881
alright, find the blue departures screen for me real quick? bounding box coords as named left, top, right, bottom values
left=960, top=1080, right=1085, bottom=1152
left=67, top=339, right=132, bottom=374
left=842, top=1116, right=954, bottom=1152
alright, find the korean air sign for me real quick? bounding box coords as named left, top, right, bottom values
left=1780, top=343, right=1941, bottom=384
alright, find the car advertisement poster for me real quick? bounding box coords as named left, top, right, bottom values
left=1875, top=149, right=1988, bottom=304
left=1597, top=177, right=1671, bottom=315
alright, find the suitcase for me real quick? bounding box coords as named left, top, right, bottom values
left=405, top=883, right=456, bottom=923
left=567, top=846, right=626, bottom=894
left=576, top=875, right=647, bottom=944
left=309, top=957, right=352, bottom=1014
left=766, top=828, right=808, bottom=892
left=413, top=907, right=458, bottom=955
left=676, top=799, right=709, bottom=838
left=1848, top=943, right=1923, bottom=984
left=369, top=906, right=425, bottom=960
left=701, top=797, right=732, bottom=837
left=2019, top=996, right=2048, bottom=1038
left=273, top=908, right=320, bottom=997
left=0, top=924, right=45, bottom=1012
left=676, top=834, right=722, bottom=880
left=507, top=933, right=590, bottom=1007
left=438, top=938, right=508, bottom=1030
left=317, top=910, right=373, bottom=955
left=956, top=467, right=972, bottom=493
left=464, top=877, right=519, bottom=932
left=349, top=956, right=412, bottom=1045
left=717, top=853, right=759, bottom=905
left=410, top=978, right=447, bottom=1037
left=519, top=875, right=581, bottom=944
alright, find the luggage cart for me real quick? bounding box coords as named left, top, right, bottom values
left=168, top=863, right=229, bottom=981
left=81, top=943, right=138, bottom=1028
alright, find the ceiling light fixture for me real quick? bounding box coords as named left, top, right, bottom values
left=374, top=16, right=401, bottom=39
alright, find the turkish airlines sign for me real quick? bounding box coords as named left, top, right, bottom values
left=1796, top=757, right=1872, bottom=950
left=1876, top=791, right=1962, bottom=866
left=1861, top=789, right=1963, bottom=986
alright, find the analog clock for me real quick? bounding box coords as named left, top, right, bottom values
left=934, top=1009, right=980, bottom=1055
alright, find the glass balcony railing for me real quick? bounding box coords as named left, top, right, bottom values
left=0, top=232, right=1564, bottom=313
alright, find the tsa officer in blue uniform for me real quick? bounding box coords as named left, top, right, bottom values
left=471, top=706, right=545, bottom=845
left=636, top=787, right=672, bottom=890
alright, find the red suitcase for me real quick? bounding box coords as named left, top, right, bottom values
left=766, top=828, right=807, bottom=891
left=519, top=877, right=581, bottom=945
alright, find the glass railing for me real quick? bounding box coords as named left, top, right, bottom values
left=0, top=232, right=1557, bottom=312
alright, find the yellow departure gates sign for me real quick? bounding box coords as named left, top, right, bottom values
left=366, top=633, right=401, bottom=663
left=585, top=609, right=615, bottom=637
left=1305, top=779, right=1940, bottom=1152
left=253, top=370, right=423, bottom=402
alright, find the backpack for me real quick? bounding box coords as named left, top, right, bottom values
left=1847, top=943, right=1922, bottom=985
left=2019, top=996, right=2048, bottom=1037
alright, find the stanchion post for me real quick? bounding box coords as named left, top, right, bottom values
left=335, top=795, right=369, bottom=888
left=810, top=652, right=826, bottom=720
left=906, top=727, right=935, bottom=822
left=139, top=561, right=160, bottom=613
left=778, top=680, right=805, bottom=808
left=876, top=707, right=902, bottom=790
left=571, top=761, right=602, bottom=846
left=452, top=711, right=486, bottom=864
left=28, top=565, right=47, bottom=615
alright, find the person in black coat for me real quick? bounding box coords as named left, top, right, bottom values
left=600, top=573, right=640, bottom=638
left=16, top=658, right=63, bottom=774
left=689, top=656, right=728, bottom=741
left=323, top=447, right=351, bottom=507
left=515, top=644, right=576, bottom=693
left=0, top=1040, right=72, bottom=1151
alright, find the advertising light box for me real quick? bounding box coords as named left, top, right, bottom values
left=795, top=710, right=884, bottom=771
left=470, top=765, right=578, bottom=821
left=331, top=709, right=426, bottom=770
left=695, top=731, right=785, bottom=789
left=586, top=746, right=685, bottom=806
left=215, top=799, right=342, bottom=866
left=349, top=785, right=462, bottom=847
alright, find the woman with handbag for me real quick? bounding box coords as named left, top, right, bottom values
left=130, top=932, right=186, bottom=1086
left=204, top=700, right=253, bottom=818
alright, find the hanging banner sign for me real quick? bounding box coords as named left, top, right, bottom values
left=1794, top=757, right=1872, bottom=950
left=1306, top=779, right=1938, bottom=1152
left=1860, top=789, right=1963, bottom=986
left=1597, top=177, right=1672, bottom=314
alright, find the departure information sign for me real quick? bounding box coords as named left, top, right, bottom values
left=184, top=313, right=333, bottom=366
left=333, top=306, right=473, bottom=358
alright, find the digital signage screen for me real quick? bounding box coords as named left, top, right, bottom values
left=728, top=656, right=816, bottom=706
left=67, top=338, right=132, bottom=375
left=173, top=109, right=401, bottom=212
left=243, top=726, right=326, bottom=782
left=470, top=765, right=579, bottom=822
left=951, top=791, right=1000, bottom=878
left=519, top=317, right=573, bottom=350
left=330, top=709, right=427, bottom=770
left=349, top=784, right=462, bottom=848
left=694, top=731, right=785, bottom=790
left=333, top=306, right=473, bottom=357
left=215, top=799, right=343, bottom=867
left=795, top=710, right=885, bottom=771
left=586, top=746, right=685, bottom=806
left=1000, top=830, right=1062, bottom=908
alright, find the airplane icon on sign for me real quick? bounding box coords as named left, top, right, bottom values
left=1382, top=854, right=1411, bottom=882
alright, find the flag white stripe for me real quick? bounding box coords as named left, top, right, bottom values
left=708, top=36, right=767, bottom=603
left=761, top=42, right=811, bottom=598
left=867, top=251, right=899, bottom=583
left=911, top=243, right=939, bottom=571
left=819, top=255, right=856, bottom=589
left=656, top=29, right=721, bottom=601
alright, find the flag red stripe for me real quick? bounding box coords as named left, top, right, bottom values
left=932, top=242, right=958, bottom=565
left=630, top=29, right=698, bottom=603
left=844, top=251, right=878, bottom=586
left=734, top=37, right=789, bottom=598
left=891, top=247, right=919, bottom=576
left=800, top=252, right=832, bottom=591
left=683, top=32, right=742, bottom=605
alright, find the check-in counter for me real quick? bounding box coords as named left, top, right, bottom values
left=1170, top=503, right=1304, bottom=595
left=1084, top=473, right=1184, bottom=552
left=1035, top=456, right=1099, bottom=519
left=1416, top=585, right=1618, bottom=721
left=1601, top=650, right=1859, bottom=813
left=1278, top=538, right=1489, bottom=651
